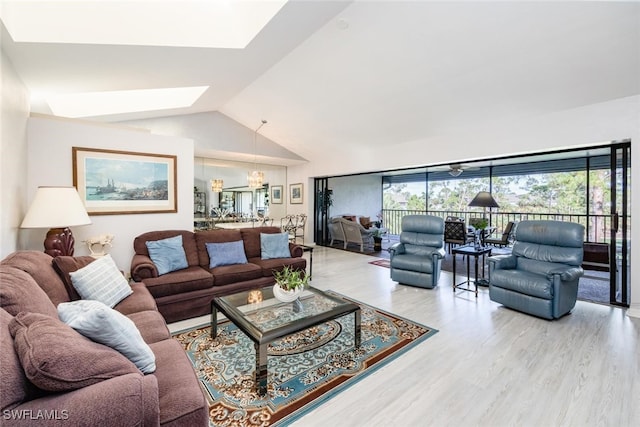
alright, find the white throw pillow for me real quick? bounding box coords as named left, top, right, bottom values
left=69, top=254, right=132, bottom=308
left=57, top=300, right=156, bottom=374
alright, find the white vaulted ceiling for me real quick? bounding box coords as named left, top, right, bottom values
left=1, top=1, right=639, bottom=161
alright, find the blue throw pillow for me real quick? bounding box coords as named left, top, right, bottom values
left=205, top=240, right=248, bottom=268
left=261, top=232, right=291, bottom=260
left=145, top=235, right=188, bottom=276
left=58, top=300, right=156, bottom=374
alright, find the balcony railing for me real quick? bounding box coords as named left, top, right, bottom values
left=380, top=209, right=619, bottom=243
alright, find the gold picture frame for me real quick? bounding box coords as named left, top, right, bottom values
left=73, top=147, right=177, bottom=215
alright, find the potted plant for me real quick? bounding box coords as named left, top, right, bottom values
left=473, top=218, right=489, bottom=248
left=372, top=228, right=385, bottom=251
left=373, top=211, right=383, bottom=228
left=273, top=266, right=310, bottom=302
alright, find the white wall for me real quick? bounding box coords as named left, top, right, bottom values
left=0, top=51, right=30, bottom=258
left=328, top=175, right=382, bottom=220
left=25, top=115, right=194, bottom=273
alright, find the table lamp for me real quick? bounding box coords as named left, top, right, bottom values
left=468, top=191, right=499, bottom=248
left=468, top=191, right=500, bottom=217
left=20, top=186, right=92, bottom=257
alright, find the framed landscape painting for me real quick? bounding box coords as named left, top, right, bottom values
left=73, top=147, right=177, bottom=215
left=290, top=183, right=303, bottom=204
left=271, top=185, right=283, bottom=204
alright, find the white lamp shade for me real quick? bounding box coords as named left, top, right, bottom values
left=21, top=186, right=92, bottom=229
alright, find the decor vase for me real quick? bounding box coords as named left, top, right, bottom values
left=373, top=236, right=383, bottom=251
left=273, top=284, right=302, bottom=303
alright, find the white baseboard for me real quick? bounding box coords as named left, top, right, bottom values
left=626, top=305, right=640, bottom=319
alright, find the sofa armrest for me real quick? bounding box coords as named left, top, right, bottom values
left=4, top=373, right=159, bottom=427
left=548, top=266, right=584, bottom=282
left=488, top=254, right=517, bottom=271
left=432, top=247, right=446, bottom=260
left=388, top=242, right=405, bottom=258
left=288, top=243, right=303, bottom=258
left=130, top=254, right=158, bottom=282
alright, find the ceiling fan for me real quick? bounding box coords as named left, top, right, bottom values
left=431, top=163, right=480, bottom=177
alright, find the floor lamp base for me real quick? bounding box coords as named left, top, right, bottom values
left=44, top=227, right=75, bottom=257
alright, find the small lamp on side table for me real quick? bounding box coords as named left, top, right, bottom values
left=20, top=186, right=92, bottom=257
left=468, top=191, right=500, bottom=247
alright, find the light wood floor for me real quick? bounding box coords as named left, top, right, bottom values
left=170, top=246, right=640, bottom=427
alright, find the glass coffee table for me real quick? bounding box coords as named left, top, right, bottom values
left=211, top=286, right=361, bottom=396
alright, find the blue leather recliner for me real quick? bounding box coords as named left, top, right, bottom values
left=389, top=215, right=445, bottom=289
left=488, top=220, right=585, bottom=319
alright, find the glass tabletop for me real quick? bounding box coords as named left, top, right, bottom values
left=214, top=286, right=357, bottom=337
left=452, top=244, right=492, bottom=256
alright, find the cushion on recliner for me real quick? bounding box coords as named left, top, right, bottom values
left=390, top=254, right=434, bottom=274
left=516, top=257, right=575, bottom=278
left=402, top=215, right=445, bottom=234
left=490, top=269, right=553, bottom=299
left=512, top=241, right=583, bottom=267
left=514, top=220, right=584, bottom=249
left=401, top=231, right=443, bottom=250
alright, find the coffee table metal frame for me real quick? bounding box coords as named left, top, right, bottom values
left=211, top=286, right=361, bottom=396
left=452, top=245, right=493, bottom=297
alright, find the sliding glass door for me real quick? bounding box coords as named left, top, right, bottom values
left=610, top=142, right=631, bottom=306
left=314, top=178, right=331, bottom=245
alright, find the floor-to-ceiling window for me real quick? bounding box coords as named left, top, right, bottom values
left=316, top=143, right=631, bottom=306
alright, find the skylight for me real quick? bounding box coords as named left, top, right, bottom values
left=39, top=86, right=209, bottom=118
left=0, top=0, right=287, bottom=48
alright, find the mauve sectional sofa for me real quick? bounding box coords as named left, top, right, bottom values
left=0, top=251, right=208, bottom=426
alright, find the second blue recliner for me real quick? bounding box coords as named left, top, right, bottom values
left=488, top=220, right=585, bottom=319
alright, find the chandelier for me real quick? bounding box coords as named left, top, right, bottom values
left=210, top=179, right=223, bottom=192
left=248, top=120, right=267, bottom=188
left=247, top=171, right=264, bottom=189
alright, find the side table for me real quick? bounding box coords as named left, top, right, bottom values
left=452, top=245, right=492, bottom=297
left=299, top=244, right=314, bottom=280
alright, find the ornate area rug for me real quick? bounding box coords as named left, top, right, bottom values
left=172, top=291, right=437, bottom=426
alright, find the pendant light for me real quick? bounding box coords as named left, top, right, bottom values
left=248, top=120, right=267, bottom=188
left=210, top=179, right=223, bottom=192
